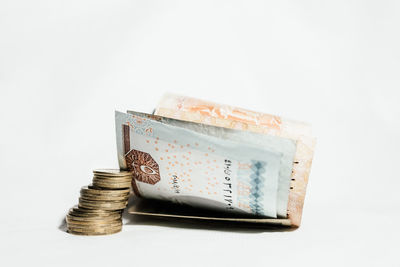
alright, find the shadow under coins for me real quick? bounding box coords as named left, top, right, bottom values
left=58, top=217, right=68, bottom=232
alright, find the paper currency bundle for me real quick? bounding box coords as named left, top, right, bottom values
left=116, top=94, right=316, bottom=226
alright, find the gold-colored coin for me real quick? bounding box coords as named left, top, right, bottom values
left=68, top=229, right=121, bottom=236
left=80, top=192, right=129, bottom=202
left=67, top=213, right=121, bottom=222
left=92, top=178, right=132, bottom=184
left=78, top=198, right=128, bottom=210
left=69, top=205, right=121, bottom=213
left=67, top=221, right=122, bottom=230
left=67, top=218, right=122, bottom=225
left=66, top=216, right=122, bottom=227
left=92, top=177, right=132, bottom=184
left=68, top=206, right=121, bottom=217
left=68, top=209, right=120, bottom=217
left=79, top=196, right=128, bottom=206
left=68, top=211, right=121, bottom=219
left=93, top=169, right=132, bottom=177
left=92, top=181, right=131, bottom=189
left=67, top=226, right=122, bottom=233
left=92, top=176, right=132, bottom=181
left=82, top=185, right=130, bottom=196
left=92, top=179, right=131, bottom=184
left=93, top=173, right=132, bottom=179
left=68, top=225, right=122, bottom=235
left=93, top=174, right=131, bottom=180
left=91, top=184, right=131, bottom=190
left=92, top=178, right=131, bottom=184
left=67, top=225, right=122, bottom=234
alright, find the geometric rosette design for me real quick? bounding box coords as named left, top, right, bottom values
left=125, top=149, right=161, bottom=185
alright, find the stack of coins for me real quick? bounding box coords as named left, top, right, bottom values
left=66, top=169, right=132, bottom=235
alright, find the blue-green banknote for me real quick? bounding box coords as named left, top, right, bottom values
left=116, top=111, right=296, bottom=218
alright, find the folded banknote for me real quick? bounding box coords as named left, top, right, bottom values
left=116, top=110, right=297, bottom=218
left=154, top=94, right=316, bottom=224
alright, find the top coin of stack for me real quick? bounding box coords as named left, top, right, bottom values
left=66, top=169, right=133, bottom=236
left=92, top=169, right=132, bottom=189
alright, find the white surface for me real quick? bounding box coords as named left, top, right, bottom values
left=0, top=1, right=399, bottom=266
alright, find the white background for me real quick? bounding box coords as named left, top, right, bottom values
left=1, top=1, right=399, bottom=266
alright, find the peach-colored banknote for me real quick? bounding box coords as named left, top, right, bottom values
left=155, top=93, right=316, bottom=226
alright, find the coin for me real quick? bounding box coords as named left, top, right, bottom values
left=68, top=225, right=122, bottom=235
left=82, top=185, right=130, bottom=196
left=67, top=222, right=122, bottom=232
left=80, top=192, right=128, bottom=202
left=92, top=178, right=131, bottom=184
left=93, top=169, right=132, bottom=177
left=67, top=213, right=121, bottom=222
left=92, top=177, right=132, bottom=184
left=68, top=230, right=121, bottom=236
left=67, top=222, right=122, bottom=230
left=92, top=182, right=131, bottom=188
left=79, top=196, right=128, bottom=205
left=92, top=180, right=131, bottom=189
left=66, top=218, right=122, bottom=227
left=93, top=173, right=132, bottom=179
left=68, top=224, right=122, bottom=231
left=93, top=174, right=131, bottom=179
left=92, top=177, right=132, bottom=183
left=79, top=192, right=129, bottom=199
left=69, top=206, right=121, bottom=217
left=78, top=198, right=128, bottom=210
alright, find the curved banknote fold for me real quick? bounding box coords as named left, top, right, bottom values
left=116, top=111, right=297, bottom=218
left=154, top=94, right=316, bottom=224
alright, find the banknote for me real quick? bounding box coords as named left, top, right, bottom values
left=116, top=111, right=297, bottom=218
left=128, top=110, right=297, bottom=217
left=154, top=93, right=316, bottom=223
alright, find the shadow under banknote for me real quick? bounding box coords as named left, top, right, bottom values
left=122, top=196, right=296, bottom=233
